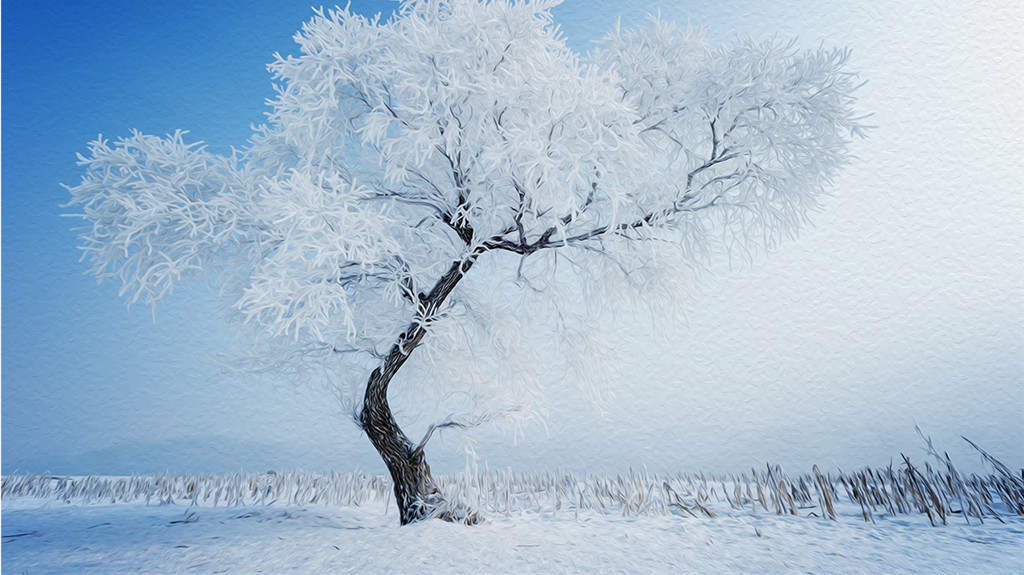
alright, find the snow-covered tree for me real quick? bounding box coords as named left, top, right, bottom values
left=66, top=0, right=864, bottom=524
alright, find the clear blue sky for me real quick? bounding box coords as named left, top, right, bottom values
left=3, top=1, right=1022, bottom=476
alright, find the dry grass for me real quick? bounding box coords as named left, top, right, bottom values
left=5, top=441, right=1021, bottom=525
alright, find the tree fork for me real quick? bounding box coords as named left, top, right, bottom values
left=360, top=253, right=484, bottom=525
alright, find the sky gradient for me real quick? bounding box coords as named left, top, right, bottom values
left=3, top=0, right=1022, bottom=476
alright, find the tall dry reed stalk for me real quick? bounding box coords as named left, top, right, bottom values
left=4, top=440, right=1019, bottom=525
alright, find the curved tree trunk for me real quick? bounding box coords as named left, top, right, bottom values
left=361, top=364, right=452, bottom=524
left=359, top=253, right=483, bottom=525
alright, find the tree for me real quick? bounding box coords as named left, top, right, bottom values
left=65, top=0, right=864, bottom=525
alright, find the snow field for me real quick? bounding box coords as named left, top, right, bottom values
left=3, top=496, right=1022, bottom=574
left=3, top=461, right=1023, bottom=574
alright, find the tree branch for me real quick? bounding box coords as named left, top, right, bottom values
left=360, top=246, right=485, bottom=429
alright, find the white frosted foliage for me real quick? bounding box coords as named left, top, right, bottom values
left=65, top=0, right=863, bottom=432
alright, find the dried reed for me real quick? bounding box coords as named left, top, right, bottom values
left=4, top=440, right=1019, bottom=526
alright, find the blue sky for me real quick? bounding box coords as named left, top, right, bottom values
left=3, top=1, right=1022, bottom=476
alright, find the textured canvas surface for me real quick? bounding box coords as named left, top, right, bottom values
left=2, top=0, right=1021, bottom=477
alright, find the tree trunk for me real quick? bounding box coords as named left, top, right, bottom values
left=359, top=254, right=483, bottom=525
left=361, top=365, right=452, bottom=524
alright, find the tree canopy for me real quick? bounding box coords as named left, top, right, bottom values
left=67, top=0, right=864, bottom=454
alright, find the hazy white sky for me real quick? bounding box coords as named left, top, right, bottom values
left=3, top=0, right=1021, bottom=476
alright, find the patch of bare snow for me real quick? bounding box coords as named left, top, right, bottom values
left=3, top=497, right=1022, bottom=574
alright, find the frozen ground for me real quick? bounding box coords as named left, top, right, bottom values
left=4, top=474, right=1022, bottom=574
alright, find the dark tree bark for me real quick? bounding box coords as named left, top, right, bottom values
left=359, top=253, right=484, bottom=525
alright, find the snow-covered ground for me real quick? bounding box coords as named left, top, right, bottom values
left=4, top=498, right=1023, bottom=574
left=4, top=471, right=1022, bottom=574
